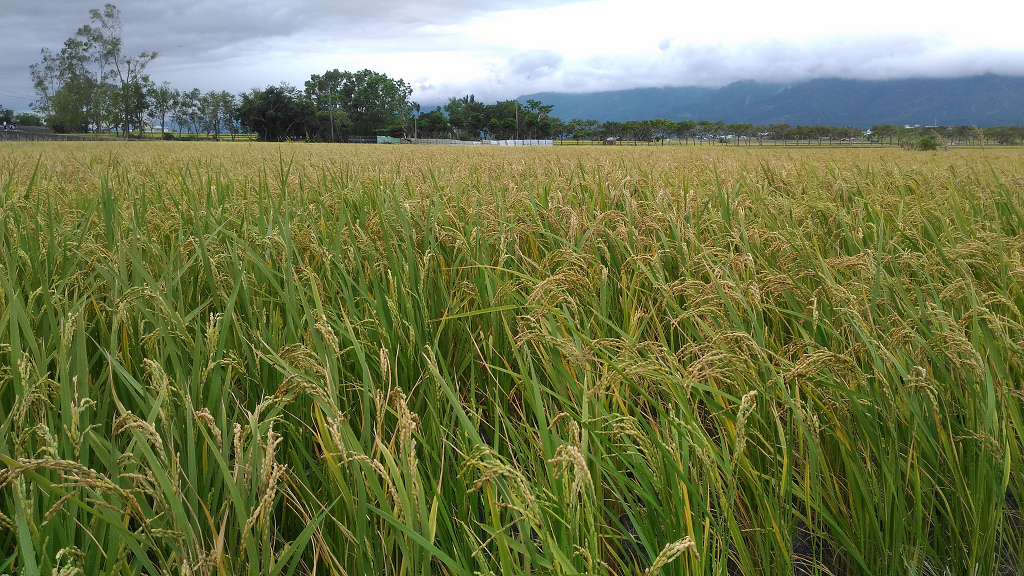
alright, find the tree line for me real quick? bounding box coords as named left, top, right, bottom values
left=550, top=120, right=1024, bottom=147
left=23, top=4, right=1024, bottom=146
left=25, top=4, right=562, bottom=142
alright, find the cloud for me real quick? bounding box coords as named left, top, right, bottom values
left=506, top=50, right=563, bottom=79
left=464, top=34, right=1024, bottom=98
left=2, top=0, right=1023, bottom=113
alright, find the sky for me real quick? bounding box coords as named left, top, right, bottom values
left=2, top=0, right=1023, bottom=112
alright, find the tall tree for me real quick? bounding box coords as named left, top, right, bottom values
left=304, top=70, right=349, bottom=142
left=676, top=120, right=697, bottom=145
left=769, top=124, right=791, bottom=145
left=30, top=37, right=95, bottom=132
left=651, top=118, right=675, bottom=145
left=417, top=107, right=450, bottom=138
left=30, top=4, right=156, bottom=135
left=174, top=88, right=202, bottom=137
left=482, top=100, right=521, bottom=140
left=236, top=84, right=317, bottom=141
left=871, top=124, right=898, bottom=146
left=339, top=69, right=412, bottom=137
left=147, top=82, right=175, bottom=134
left=444, top=95, right=486, bottom=140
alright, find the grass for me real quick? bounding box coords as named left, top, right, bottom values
left=0, top=142, right=1022, bottom=576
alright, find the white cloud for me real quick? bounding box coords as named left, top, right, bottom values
left=1, top=0, right=1022, bottom=112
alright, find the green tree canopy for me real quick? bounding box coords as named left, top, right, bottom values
left=444, top=95, right=487, bottom=139
left=30, top=4, right=156, bottom=135
left=236, top=84, right=317, bottom=142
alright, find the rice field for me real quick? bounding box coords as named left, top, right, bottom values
left=0, top=142, right=1022, bottom=576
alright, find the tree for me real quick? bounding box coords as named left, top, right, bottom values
left=952, top=125, right=974, bottom=145
left=769, top=124, right=791, bottom=145
left=676, top=120, right=696, bottom=145
left=410, top=102, right=420, bottom=139
left=84, top=5, right=157, bottom=136
left=147, top=81, right=175, bottom=133
left=236, top=84, right=317, bottom=142
left=837, top=126, right=860, bottom=145
left=482, top=100, right=522, bottom=140
left=624, top=120, right=654, bottom=144
left=174, top=88, right=201, bottom=137
left=337, top=69, right=412, bottom=137
left=304, top=70, right=350, bottom=142
left=871, top=124, right=897, bottom=145
left=29, top=4, right=156, bottom=135
left=198, top=90, right=225, bottom=139
left=917, top=134, right=939, bottom=151
left=727, top=123, right=756, bottom=146
left=417, top=107, right=450, bottom=138
left=445, top=95, right=486, bottom=140
left=15, top=113, right=44, bottom=127
left=577, top=119, right=600, bottom=143
left=30, top=38, right=96, bottom=132
left=696, top=120, right=719, bottom=145
left=521, top=99, right=557, bottom=139
left=754, top=125, right=768, bottom=146
left=651, top=118, right=676, bottom=145
left=0, top=105, right=13, bottom=124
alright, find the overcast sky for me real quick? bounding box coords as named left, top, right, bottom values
left=2, top=0, right=1023, bottom=112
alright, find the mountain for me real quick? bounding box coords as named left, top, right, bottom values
left=520, top=75, right=1024, bottom=127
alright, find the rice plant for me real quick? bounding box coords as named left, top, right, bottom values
left=0, top=142, right=1021, bottom=576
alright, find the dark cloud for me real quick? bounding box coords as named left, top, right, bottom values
left=0, top=0, right=586, bottom=110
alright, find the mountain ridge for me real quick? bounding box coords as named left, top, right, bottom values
left=519, top=75, right=1024, bottom=127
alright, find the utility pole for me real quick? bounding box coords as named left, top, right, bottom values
left=515, top=101, right=519, bottom=140
left=329, top=85, right=335, bottom=143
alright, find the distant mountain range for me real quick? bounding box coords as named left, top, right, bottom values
left=520, top=75, right=1024, bottom=127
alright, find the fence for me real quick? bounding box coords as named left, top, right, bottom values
left=0, top=129, right=556, bottom=147
left=0, top=128, right=115, bottom=142
left=407, top=138, right=553, bottom=146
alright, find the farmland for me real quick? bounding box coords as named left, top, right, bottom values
left=1, top=142, right=1022, bottom=576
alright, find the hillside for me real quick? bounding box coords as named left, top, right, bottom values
left=521, top=75, right=1024, bottom=127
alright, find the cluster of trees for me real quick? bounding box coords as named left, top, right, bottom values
left=30, top=4, right=156, bottom=135
left=237, top=69, right=413, bottom=142
left=549, top=119, right=864, bottom=145
left=870, top=124, right=1024, bottom=146
left=0, top=105, right=43, bottom=127
left=29, top=4, right=417, bottom=141
left=549, top=119, right=1024, bottom=147
left=415, top=96, right=558, bottom=140
left=28, top=4, right=246, bottom=139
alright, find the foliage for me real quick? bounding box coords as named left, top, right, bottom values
left=0, top=143, right=1022, bottom=576
left=337, top=69, right=412, bottom=137
left=13, top=113, right=44, bottom=127
left=30, top=4, right=156, bottom=135
left=444, top=95, right=486, bottom=139
left=918, top=134, right=939, bottom=151
left=240, top=70, right=411, bottom=142
left=146, top=81, right=175, bottom=133
left=416, top=107, right=450, bottom=138
left=236, top=84, right=317, bottom=141
left=303, top=70, right=351, bottom=142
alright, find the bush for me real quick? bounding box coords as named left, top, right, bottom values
left=918, top=135, right=939, bottom=151
left=162, top=132, right=175, bottom=140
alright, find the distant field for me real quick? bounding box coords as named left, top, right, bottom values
left=1, top=142, right=1022, bottom=576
